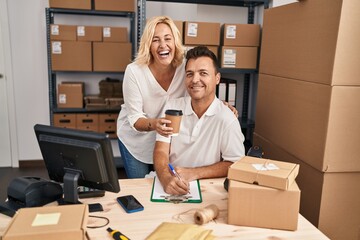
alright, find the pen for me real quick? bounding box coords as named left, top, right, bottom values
left=168, top=163, right=183, bottom=181
left=107, top=227, right=130, bottom=240
left=168, top=163, right=190, bottom=193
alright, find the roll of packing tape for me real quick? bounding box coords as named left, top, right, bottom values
left=194, top=204, right=219, bottom=225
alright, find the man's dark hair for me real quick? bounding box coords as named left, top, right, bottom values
left=185, top=46, right=219, bottom=73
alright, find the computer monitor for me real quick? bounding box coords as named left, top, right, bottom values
left=34, top=124, right=120, bottom=204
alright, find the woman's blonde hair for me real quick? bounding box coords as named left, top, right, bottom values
left=135, top=16, right=184, bottom=68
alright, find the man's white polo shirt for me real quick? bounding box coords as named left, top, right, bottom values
left=156, top=96, right=245, bottom=167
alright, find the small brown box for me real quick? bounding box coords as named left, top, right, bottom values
left=57, top=82, right=84, bottom=108
left=76, top=113, right=99, bottom=132
left=228, top=180, right=300, bottom=231
left=102, top=27, right=128, bottom=42
left=184, top=21, right=220, bottom=46
left=228, top=156, right=299, bottom=190
left=222, top=24, right=261, bottom=47
left=51, top=41, right=92, bottom=71
left=50, top=24, right=77, bottom=41
left=93, top=42, right=132, bottom=72
left=99, top=113, right=118, bottom=138
left=94, top=0, right=135, bottom=12
left=2, top=205, right=88, bottom=240
left=77, top=26, right=103, bottom=42
left=53, top=113, right=77, bottom=129
left=221, top=46, right=258, bottom=69
left=49, top=0, right=91, bottom=10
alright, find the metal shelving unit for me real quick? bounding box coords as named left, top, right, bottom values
left=45, top=8, right=136, bottom=124
left=136, top=0, right=269, bottom=147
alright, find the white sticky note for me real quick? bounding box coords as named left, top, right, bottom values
left=32, top=213, right=61, bottom=227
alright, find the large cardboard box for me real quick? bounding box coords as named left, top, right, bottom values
left=93, top=42, right=132, bottom=72
left=57, top=82, right=84, bottom=108
left=77, top=26, right=103, bottom=42
left=228, top=156, right=299, bottom=190
left=253, top=133, right=360, bottom=240
left=53, top=113, right=77, bottom=129
left=2, top=204, right=88, bottom=240
left=51, top=41, right=92, bottom=71
left=76, top=113, right=99, bottom=132
left=184, top=21, right=220, bottom=46
left=50, top=24, right=77, bottom=41
left=255, top=74, right=360, bottom=172
left=102, top=27, right=128, bottom=42
left=49, top=0, right=91, bottom=10
left=94, top=0, right=135, bottom=12
left=222, top=24, right=260, bottom=47
left=259, top=0, right=360, bottom=86
left=220, top=46, right=257, bottom=69
left=228, top=179, right=300, bottom=231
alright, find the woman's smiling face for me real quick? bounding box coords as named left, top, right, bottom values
left=150, top=23, right=175, bottom=67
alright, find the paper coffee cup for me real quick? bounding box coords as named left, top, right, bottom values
left=165, top=109, right=183, bottom=136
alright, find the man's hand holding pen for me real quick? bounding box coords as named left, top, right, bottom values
left=165, top=164, right=190, bottom=195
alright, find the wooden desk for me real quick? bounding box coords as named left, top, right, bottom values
left=0, top=178, right=329, bottom=240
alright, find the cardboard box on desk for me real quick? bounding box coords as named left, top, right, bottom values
left=2, top=204, right=88, bottom=240
left=228, top=156, right=299, bottom=190
left=228, top=179, right=300, bottom=231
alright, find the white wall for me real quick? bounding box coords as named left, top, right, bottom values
left=5, top=0, right=297, bottom=162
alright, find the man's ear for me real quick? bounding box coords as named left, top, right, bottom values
left=216, top=72, right=221, bottom=85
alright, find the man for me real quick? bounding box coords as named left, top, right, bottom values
left=153, top=46, right=245, bottom=195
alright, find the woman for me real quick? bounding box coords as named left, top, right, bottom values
left=117, top=16, right=237, bottom=178
left=117, top=16, right=185, bottom=178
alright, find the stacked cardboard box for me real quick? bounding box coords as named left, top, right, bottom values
left=50, top=24, right=131, bottom=72
left=183, top=21, right=220, bottom=59
left=255, top=1, right=360, bottom=239
left=227, top=156, right=300, bottom=231
left=220, top=23, right=260, bottom=69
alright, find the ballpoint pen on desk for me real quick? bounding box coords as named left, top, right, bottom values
left=107, top=227, right=130, bottom=240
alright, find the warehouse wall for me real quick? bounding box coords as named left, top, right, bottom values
left=2, top=0, right=296, bottom=164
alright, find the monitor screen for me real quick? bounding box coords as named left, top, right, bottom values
left=34, top=124, right=120, bottom=204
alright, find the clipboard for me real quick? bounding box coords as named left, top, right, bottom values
left=150, top=177, right=202, bottom=203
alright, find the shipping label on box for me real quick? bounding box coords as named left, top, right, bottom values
left=228, top=156, right=299, bottom=190
left=228, top=179, right=300, bottom=231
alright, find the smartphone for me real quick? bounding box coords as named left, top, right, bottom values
left=116, top=195, right=144, bottom=213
